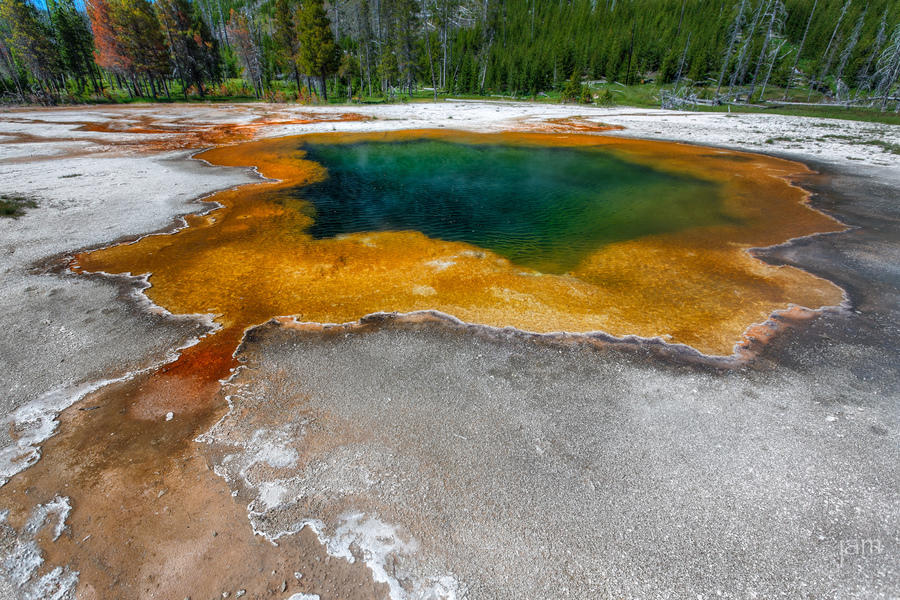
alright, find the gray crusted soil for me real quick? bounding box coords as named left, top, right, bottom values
left=205, top=162, right=900, bottom=599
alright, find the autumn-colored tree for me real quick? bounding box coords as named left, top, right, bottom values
left=296, top=0, right=339, bottom=100
left=115, top=0, right=171, bottom=96
left=157, top=0, right=220, bottom=96
left=88, top=0, right=170, bottom=96
left=86, top=0, right=131, bottom=75
left=227, top=9, right=264, bottom=97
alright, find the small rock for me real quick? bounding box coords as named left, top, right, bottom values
left=281, top=580, right=287, bottom=592
left=235, top=591, right=245, bottom=598
left=166, top=412, right=174, bottom=421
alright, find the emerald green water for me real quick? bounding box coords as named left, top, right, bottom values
left=290, top=139, right=736, bottom=274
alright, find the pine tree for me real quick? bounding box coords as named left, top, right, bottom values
left=392, top=0, right=419, bottom=95
left=297, top=0, right=339, bottom=100
left=48, top=0, right=98, bottom=93
left=272, top=0, right=303, bottom=93
left=0, top=0, right=63, bottom=95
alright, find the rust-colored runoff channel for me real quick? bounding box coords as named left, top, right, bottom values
left=0, top=130, right=845, bottom=599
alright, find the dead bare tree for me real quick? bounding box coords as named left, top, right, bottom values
left=715, top=0, right=748, bottom=97
left=729, top=0, right=766, bottom=98
left=746, top=0, right=785, bottom=102
left=855, top=11, right=888, bottom=98
left=873, top=23, right=900, bottom=111
left=808, top=0, right=851, bottom=101
left=758, top=38, right=788, bottom=101
left=673, top=32, right=692, bottom=90
left=660, top=86, right=701, bottom=110
left=782, top=0, right=816, bottom=100
left=834, top=9, right=865, bottom=90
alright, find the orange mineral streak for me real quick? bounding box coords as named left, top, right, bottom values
left=75, top=111, right=371, bottom=152
left=75, top=129, right=846, bottom=356
left=520, top=116, right=626, bottom=133
left=0, top=108, right=370, bottom=161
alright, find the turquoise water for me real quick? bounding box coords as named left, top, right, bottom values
left=290, top=139, right=736, bottom=274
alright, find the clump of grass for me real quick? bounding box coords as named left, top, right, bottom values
left=764, top=136, right=796, bottom=144
left=0, top=194, right=37, bottom=218
left=862, top=140, right=900, bottom=155
left=818, top=135, right=900, bottom=155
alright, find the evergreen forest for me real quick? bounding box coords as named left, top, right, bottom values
left=1, top=0, right=899, bottom=111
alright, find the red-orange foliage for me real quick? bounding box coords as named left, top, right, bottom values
left=86, top=0, right=131, bottom=73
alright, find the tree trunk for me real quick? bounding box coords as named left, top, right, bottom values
left=90, top=64, right=102, bottom=94
left=717, top=0, right=748, bottom=97
left=854, top=14, right=887, bottom=100
left=730, top=0, right=765, bottom=94
left=674, top=32, right=691, bottom=88
left=293, top=65, right=302, bottom=98
left=675, top=0, right=687, bottom=39
left=746, top=0, right=776, bottom=102
left=759, top=40, right=786, bottom=101
left=783, top=0, right=815, bottom=100
left=624, top=20, right=636, bottom=86
left=808, top=0, right=850, bottom=101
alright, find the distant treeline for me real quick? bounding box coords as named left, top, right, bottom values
left=1, top=0, right=899, bottom=109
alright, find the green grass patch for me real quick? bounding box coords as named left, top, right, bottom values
left=765, top=136, right=796, bottom=144
left=0, top=194, right=37, bottom=218
left=818, top=134, right=900, bottom=154
left=864, top=140, right=900, bottom=155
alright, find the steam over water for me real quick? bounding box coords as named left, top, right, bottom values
left=295, top=140, right=735, bottom=273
